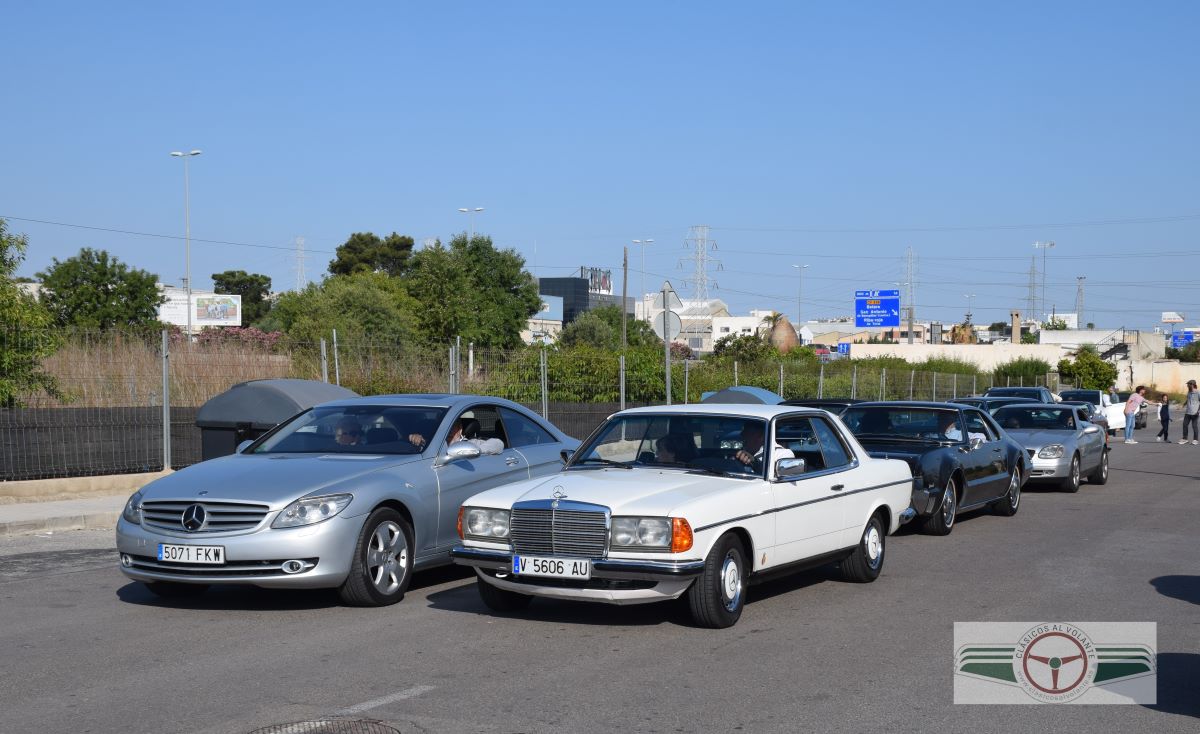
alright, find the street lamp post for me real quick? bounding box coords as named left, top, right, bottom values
left=633, top=238, right=655, bottom=322
left=458, top=207, right=484, bottom=242
left=964, top=293, right=976, bottom=323
left=792, top=264, right=809, bottom=334
left=170, top=150, right=202, bottom=337
left=1033, top=241, right=1055, bottom=323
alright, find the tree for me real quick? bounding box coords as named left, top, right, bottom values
left=36, top=248, right=163, bottom=330
left=0, top=219, right=62, bottom=404
left=264, top=271, right=419, bottom=345
left=1057, top=349, right=1118, bottom=390
left=557, top=305, right=659, bottom=349
left=993, top=357, right=1053, bottom=384
left=329, top=232, right=415, bottom=277
left=1020, top=332, right=1038, bottom=344
left=711, top=333, right=777, bottom=362
left=211, top=270, right=272, bottom=325
left=448, top=233, right=543, bottom=348
left=1042, top=318, right=1069, bottom=331
left=403, top=241, right=473, bottom=345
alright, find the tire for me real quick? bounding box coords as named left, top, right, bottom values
left=476, top=575, right=533, bottom=612
left=841, top=513, right=886, bottom=583
left=992, top=468, right=1021, bottom=517
left=687, top=533, right=748, bottom=629
left=144, top=581, right=209, bottom=598
left=1059, top=455, right=1081, bottom=493
left=338, top=508, right=413, bottom=607
left=921, top=477, right=957, bottom=536
left=1087, top=450, right=1109, bottom=485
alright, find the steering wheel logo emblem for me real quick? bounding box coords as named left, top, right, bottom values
left=1013, top=624, right=1098, bottom=702
left=181, top=503, right=207, bottom=532
left=551, top=486, right=567, bottom=508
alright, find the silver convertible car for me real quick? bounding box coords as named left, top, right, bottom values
left=116, top=395, right=577, bottom=605
left=992, top=403, right=1108, bottom=493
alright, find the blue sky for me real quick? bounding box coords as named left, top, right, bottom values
left=3, top=2, right=1198, bottom=331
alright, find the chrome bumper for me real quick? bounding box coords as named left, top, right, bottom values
left=451, top=546, right=706, bottom=580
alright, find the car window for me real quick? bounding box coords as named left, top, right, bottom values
left=964, top=410, right=998, bottom=441
left=810, top=417, right=853, bottom=469
left=251, top=406, right=446, bottom=455
left=499, top=407, right=557, bottom=447
left=451, top=405, right=509, bottom=448
left=572, top=414, right=768, bottom=477
left=994, top=407, right=1077, bottom=430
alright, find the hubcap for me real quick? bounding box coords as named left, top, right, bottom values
left=865, top=524, right=883, bottom=569
left=1101, top=454, right=1108, bottom=479
left=366, top=520, right=408, bottom=595
left=720, top=552, right=743, bottom=612
left=1071, top=459, right=1079, bottom=486
left=1009, top=472, right=1021, bottom=508
left=943, top=484, right=956, bottom=527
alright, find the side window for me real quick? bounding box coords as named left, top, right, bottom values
left=499, top=407, right=557, bottom=448
left=810, top=418, right=853, bottom=470
left=775, top=417, right=825, bottom=471
left=453, top=405, right=508, bottom=448
left=964, top=410, right=998, bottom=441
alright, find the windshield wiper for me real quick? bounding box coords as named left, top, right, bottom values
left=570, top=457, right=633, bottom=469
left=685, top=465, right=758, bottom=479
left=854, top=433, right=927, bottom=441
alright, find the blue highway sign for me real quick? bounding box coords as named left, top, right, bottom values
left=855, top=289, right=901, bottom=328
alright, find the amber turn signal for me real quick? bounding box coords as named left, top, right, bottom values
left=670, top=517, right=693, bottom=553
left=456, top=506, right=465, bottom=539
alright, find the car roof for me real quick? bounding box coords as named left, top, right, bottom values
left=993, top=402, right=1073, bottom=410
left=315, top=394, right=525, bottom=410
left=848, top=401, right=971, bottom=411
left=617, top=403, right=827, bottom=419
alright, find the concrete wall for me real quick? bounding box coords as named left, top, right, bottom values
left=1121, top=359, right=1200, bottom=393
left=848, top=343, right=1068, bottom=371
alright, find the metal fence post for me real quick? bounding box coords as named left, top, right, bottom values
left=684, top=360, right=691, bottom=404
left=320, top=338, right=329, bottom=383
left=851, top=365, right=857, bottom=399
left=953, top=373, right=958, bottom=398
left=932, top=373, right=937, bottom=401
left=734, top=360, right=739, bottom=387
left=448, top=346, right=456, bottom=393
left=880, top=368, right=886, bottom=400
left=818, top=363, right=825, bottom=398
left=469, top=342, right=475, bottom=378
left=619, top=355, right=626, bottom=411
left=456, top=336, right=462, bottom=389
left=973, top=375, right=977, bottom=394
left=778, top=362, right=784, bottom=397
left=161, top=329, right=171, bottom=472
left=909, top=370, right=915, bottom=400
left=332, top=329, right=341, bottom=386
left=540, top=349, right=549, bottom=417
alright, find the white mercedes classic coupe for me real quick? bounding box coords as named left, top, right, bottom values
left=451, top=404, right=916, bottom=628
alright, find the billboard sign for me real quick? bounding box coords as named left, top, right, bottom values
left=855, top=289, right=901, bottom=328
left=1170, top=331, right=1194, bottom=349
left=158, top=290, right=242, bottom=329
left=580, top=267, right=613, bottom=295
left=1162, top=312, right=1185, bottom=323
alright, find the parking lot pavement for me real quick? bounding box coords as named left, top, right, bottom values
left=1, top=440, right=1198, bottom=734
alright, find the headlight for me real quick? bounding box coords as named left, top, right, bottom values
left=461, top=507, right=510, bottom=540
left=271, top=494, right=353, bottom=528
left=121, top=491, right=143, bottom=524
left=611, top=517, right=672, bottom=549
left=1038, top=445, right=1066, bottom=459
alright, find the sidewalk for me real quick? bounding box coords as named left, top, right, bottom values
left=0, top=495, right=127, bottom=537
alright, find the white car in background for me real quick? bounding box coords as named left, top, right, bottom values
left=451, top=404, right=915, bottom=628
left=1058, top=389, right=1126, bottom=435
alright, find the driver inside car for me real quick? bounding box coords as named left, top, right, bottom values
left=734, top=422, right=794, bottom=470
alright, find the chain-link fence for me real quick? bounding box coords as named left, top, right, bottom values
left=1, top=328, right=1059, bottom=482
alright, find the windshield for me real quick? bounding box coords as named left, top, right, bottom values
left=993, top=407, right=1078, bottom=431
left=841, top=406, right=962, bottom=442
left=1059, top=390, right=1099, bottom=407
left=571, top=413, right=769, bottom=477
left=251, top=405, right=447, bottom=455
left=987, top=388, right=1042, bottom=400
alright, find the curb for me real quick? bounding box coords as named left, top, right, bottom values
left=0, top=511, right=120, bottom=537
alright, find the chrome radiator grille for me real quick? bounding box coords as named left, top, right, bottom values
left=510, top=507, right=608, bottom=558
left=141, top=500, right=271, bottom=533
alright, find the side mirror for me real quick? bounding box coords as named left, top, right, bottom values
left=446, top=442, right=482, bottom=461
left=969, top=437, right=985, bottom=451
left=1083, top=425, right=1100, bottom=434
left=236, top=439, right=254, bottom=453
left=775, top=457, right=807, bottom=479
left=560, top=448, right=574, bottom=464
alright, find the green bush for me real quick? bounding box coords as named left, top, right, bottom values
left=993, top=356, right=1053, bottom=384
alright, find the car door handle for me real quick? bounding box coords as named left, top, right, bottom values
left=992, top=448, right=1001, bottom=452
left=505, top=457, right=520, bottom=466
left=830, top=484, right=844, bottom=492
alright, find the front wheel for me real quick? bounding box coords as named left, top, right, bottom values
left=992, top=468, right=1021, bottom=516
left=338, top=508, right=413, bottom=606
left=921, top=478, right=957, bottom=536
left=687, top=533, right=748, bottom=628
left=841, top=513, right=886, bottom=583
left=1087, top=450, right=1109, bottom=485
left=1059, top=455, right=1081, bottom=493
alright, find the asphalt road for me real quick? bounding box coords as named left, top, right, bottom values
left=2, top=441, right=1198, bottom=734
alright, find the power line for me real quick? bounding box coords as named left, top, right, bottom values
left=709, top=212, right=1200, bottom=234
left=0, top=214, right=336, bottom=253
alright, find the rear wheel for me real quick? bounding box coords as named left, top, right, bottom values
left=476, top=575, right=533, bottom=612
left=921, top=478, right=957, bottom=536
left=1059, top=455, right=1081, bottom=493
left=338, top=508, right=413, bottom=606
left=687, top=533, right=748, bottom=628
left=841, top=513, right=886, bottom=583
left=144, top=581, right=209, bottom=599
left=992, top=468, right=1021, bottom=516
left=1087, top=450, right=1109, bottom=485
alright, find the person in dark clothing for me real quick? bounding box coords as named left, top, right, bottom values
left=1156, top=395, right=1171, bottom=442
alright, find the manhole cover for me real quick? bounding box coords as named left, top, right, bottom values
left=249, top=720, right=400, bottom=734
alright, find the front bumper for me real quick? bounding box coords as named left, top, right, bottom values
left=1026, top=455, right=1073, bottom=481
left=115, top=514, right=365, bottom=589
left=451, top=546, right=704, bottom=605
left=911, top=485, right=942, bottom=518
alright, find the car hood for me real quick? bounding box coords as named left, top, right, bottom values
left=466, top=467, right=751, bottom=516
left=1003, top=429, right=1075, bottom=449
left=137, top=452, right=423, bottom=507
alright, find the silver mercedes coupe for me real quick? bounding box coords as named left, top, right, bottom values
left=116, top=395, right=577, bottom=605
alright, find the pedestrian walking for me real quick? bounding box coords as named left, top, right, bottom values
left=1179, top=380, right=1200, bottom=445
left=1123, top=385, right=1147, bottom=444
left=1156, top=395, right=1171, bottom=442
